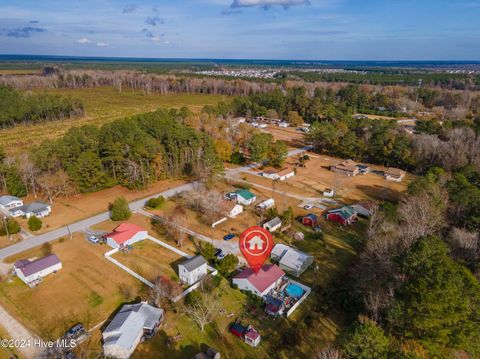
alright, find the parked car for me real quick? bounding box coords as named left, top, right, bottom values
left=313, top=225, right=322, bottom=233
left=304, top=204, right=314, bottom=210
left=216, top=252, right=226, bottom=260
left=88, top=236, right=99, bottom=244
left=66, top=323, right=85, bottom=339
left=214, top=248, right=223, bottom=256
left=223, top=233, right=235, bottom=241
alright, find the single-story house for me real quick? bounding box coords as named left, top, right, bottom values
left=263, top=217, right=282, bottom=232
left=323, top=188, right=335, bottom=197
left=327, top=206, right=358, bottom=225
left=178, top=255, right=208, bottom=286
left=270, top=244, right=313, bottom=277
left=233, top=264, right=285, bottom=297
left=9, top=201, right=51, bottom=218
left=0, top=195, right=23, bottom=211
left=104, top=223, right=148, bottom=249
left=14, top=254, right=62, bottom=287
left=103, top=302, right=164, bottom=359
left=255, top=198, right=275, bottom=211
left=331, top=159, right=359, bottom=177
left=221, top=200, right=243, bottom=218
left=261, top=168, right=295, bottom=181
left=232, top=189, right=256, bottom=206
left=278, top=122, right=289, bottom=128
left=384, top=168, right=406, bottom=182
left=302, top=213, right=318, bottom=227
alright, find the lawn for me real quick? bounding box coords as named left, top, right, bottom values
left=0, top=324, right=22, bottom=359
left=0, top=87, right=230, bottom=155
left=0, top=234, right=145, bottom=339
left=111, top=239, right=189, bottom=284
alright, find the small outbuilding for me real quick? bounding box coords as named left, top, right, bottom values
left=270, top=244, right=313, bottom=277
left=263, top=217, right=282, bottom=232
left=231, top=189, right=257, bottom=206
left=178, top=255, right=208, bottom=286
left=255, top=198, right=275, bottom=211
left=302, top=213, right=318, bottom=227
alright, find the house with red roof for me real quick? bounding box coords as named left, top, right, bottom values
left=232, top=264, right=285, bottom=297
left=104, top=223, right=148, bottom=249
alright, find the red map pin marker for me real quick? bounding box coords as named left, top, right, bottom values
left=239, top=226, right=274, bottom=273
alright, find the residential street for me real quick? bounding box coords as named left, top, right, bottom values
left=0, top=146, right=309, bottom=261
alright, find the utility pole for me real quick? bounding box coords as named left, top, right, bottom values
left=67, top=225, right=72, bottom=240
left=312, top=263, right=320, bottom=290
left=3, top=216, right=10, bottom=241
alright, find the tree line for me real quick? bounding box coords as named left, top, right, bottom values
left=0, top=108, right=222, bottom=201
left=0, top=84, right=84, bottom=129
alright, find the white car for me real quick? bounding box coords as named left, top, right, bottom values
left=88, top=236, right=99, bottom=244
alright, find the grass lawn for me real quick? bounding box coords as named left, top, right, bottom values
left=0, top=234, right=146, bottom=339
left=1, top=87, right=230, bottom=155
left=111, top=239, right=188, bottom=283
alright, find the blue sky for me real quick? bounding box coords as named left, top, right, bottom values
left=0, top=0, right=479, bottom=60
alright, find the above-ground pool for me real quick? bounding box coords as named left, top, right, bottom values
left=285, top=283, right=304, bottom=298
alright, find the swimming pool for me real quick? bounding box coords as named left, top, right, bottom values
left=285, top=283, right=304, bottom=298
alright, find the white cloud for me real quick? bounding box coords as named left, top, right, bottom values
left=96, top=42, right=109, bottom=47
left=75, top=37, right=91, bottom=44
left=231, top=0, right=310, bottom=8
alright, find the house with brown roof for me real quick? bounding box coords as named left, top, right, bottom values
left=331, top=159, right=359, bottom=177
left=384, top=168, right=406, bottom=182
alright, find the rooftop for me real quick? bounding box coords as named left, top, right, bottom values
left=334, top=159, right=358, bottom=172
left=0, top=195, right=21, bottom=206
left=104, top=223, right=146, bottom=245
left=234, top=189, right=256, bottom=200
left=14, top=254, right=61, bottom=277
left=234, top=264, right=285, bottom=293
left=180, top=255, right=207, bottom=272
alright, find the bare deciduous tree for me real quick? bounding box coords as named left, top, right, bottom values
left=150, top=276, right=182, bottom=306
left=182, top=293, right=219, bottom=331
left=316, top=345, right=344, bottom=359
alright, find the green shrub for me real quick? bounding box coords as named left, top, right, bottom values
left=27, top=215, right=42, bottom=231
left=145, top=196, right=165, bottom=209
left=110, top=196, right=131, bottom=221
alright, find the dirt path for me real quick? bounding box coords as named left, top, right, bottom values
left=0, top=304, right=41, bottom=358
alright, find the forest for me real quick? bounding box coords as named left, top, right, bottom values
left=0, top=84, right=84, bottom=128
left=0, top=108, right=222, bottom=199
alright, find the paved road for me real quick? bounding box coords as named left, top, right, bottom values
left=0, top=146, right=310, bottom=261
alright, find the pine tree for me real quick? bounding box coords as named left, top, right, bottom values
left=27, top=215, right=42, bottom=231
left=6, top=168, right=27, bottom=197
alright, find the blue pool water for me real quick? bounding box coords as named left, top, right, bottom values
left=285, top=284, right=304, bottom=298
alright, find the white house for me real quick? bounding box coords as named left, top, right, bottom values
left=222, top=201, right=243, bottom=218
left=232, top=189, right=256, bottom=206
left=278, top=122, right=289, bottom=128
left=104, top=223, right=148, bottom=249
left=255, top=198, right=275, bottom=211
left=14, top=254, right=62, bottom=287
left=178, top=255, right=208, bottom=286
left=270, top=244, right=314, bottom=277
left=323, top=188, right=335, bottom=198
left=0, top=195, right=23, bottom=211
left=233, top=264, right=285, bottom=297
left=261, top=168, right=295, bottom=181
left=103, top=302, right=164, bottom=359
left=263, top=217, right=282, bottom=232
left=9, top=201, right=51, bottom=218
left=384, top=168, right=406, bottom=182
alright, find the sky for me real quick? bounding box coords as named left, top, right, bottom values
left=0, top=0, right=479, bottom=60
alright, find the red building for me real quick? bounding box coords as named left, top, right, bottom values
left=302, top=213, right=318, bottom=227
left=326, top=206, right=357, bottom=225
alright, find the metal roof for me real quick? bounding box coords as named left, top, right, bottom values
left=0, top=195, right=21, bottom=206
left=180, top=255, right=207, bottom=272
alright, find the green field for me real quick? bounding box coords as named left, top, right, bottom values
left=0, top=87, right=230, bottom=155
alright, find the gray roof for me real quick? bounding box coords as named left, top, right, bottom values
left=14, top=254, right=61, bottom=277
left=180, top=255, right=207, bottom=272
left=265, top=217, right=282, bottom=227
left=12, top=201, right=50, bottom=215
left=103, top=302, right=164, bottom=350
left=0, top=195, right=21, bottom=206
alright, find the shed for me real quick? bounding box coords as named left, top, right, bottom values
left=263, top=217, right=282, bottom=232
left=302, top=213, right=318, bottom=227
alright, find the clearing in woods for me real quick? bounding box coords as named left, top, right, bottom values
left=0, top=87, right=230, bottom=155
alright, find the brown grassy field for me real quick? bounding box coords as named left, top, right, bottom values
left=0, top=87, right=230, bottom=155
left=0, top=233, right=146, bottom=339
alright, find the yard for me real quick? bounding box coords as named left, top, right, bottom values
left=0, top=234, right=145, bottom=339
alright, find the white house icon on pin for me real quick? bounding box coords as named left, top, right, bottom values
left=248, top=235, right=264, bottom=251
